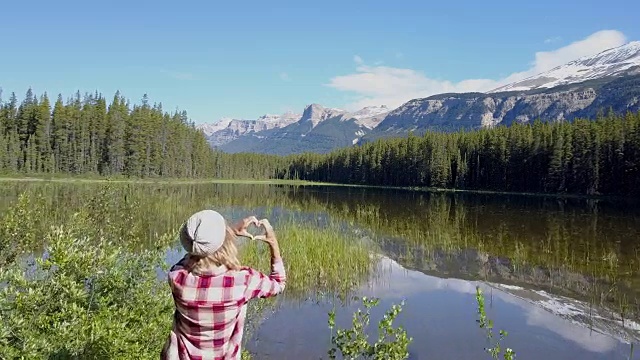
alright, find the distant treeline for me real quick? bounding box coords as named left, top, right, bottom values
left=282, top=111, right=640, bottom=196
left=0, top=89, right=218, bottom=177
left=3, top=88, right=640, bottom=197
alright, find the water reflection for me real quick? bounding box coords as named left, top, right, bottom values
left=250, top=256, right=639, bottom=359
left=2, top=181, right=640, bottom=359
left=372, top=256, right=639, bottom=357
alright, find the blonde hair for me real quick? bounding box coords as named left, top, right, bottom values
left=185, top=226, right=241, bottom=274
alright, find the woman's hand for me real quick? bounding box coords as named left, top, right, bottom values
left=233, top=216, right=260, bottom=239
left=254, top=219, right=277, bottom=245
left=255, top=219, right=281, bottom=260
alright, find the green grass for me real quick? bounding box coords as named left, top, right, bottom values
left=0, top=189, right=377, bottom=359
left=238, top=222, right=376, bottom=360
left=240, top=221, right=375, bottom=301
left=0, top=175, right=326, bottom=186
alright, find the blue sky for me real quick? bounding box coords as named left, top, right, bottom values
left=1, top=0, right=638, bottom=124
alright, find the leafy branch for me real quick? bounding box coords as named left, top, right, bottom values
left=476, top=286, right=516, bottom=360
left=327, top=296, right=412, bottom=360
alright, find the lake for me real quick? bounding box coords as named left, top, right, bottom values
left=2, top=180, right=640, bottom=359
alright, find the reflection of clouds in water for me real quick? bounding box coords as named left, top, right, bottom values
left=525, top=305, right=616, bottom=353
left=366, top=256, right=627, bottom=355
left=491, top=286, right=619, bottom=354
left=364, top=256, right=477, bottom=298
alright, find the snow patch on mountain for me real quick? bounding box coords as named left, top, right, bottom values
left=490, top=41, right=640, bottom=93
left=297, top=103, right=391, bottom=130
left=346, top=105, right=390, bottom=129
left=348, top=105, right=390, bottom=120
left=196, top=112, right=301, bottom=147
left=196, top=118, right=233, bottom=136
left=197, top=112, right=301, bottom=136
left=255, top=112, right=301, bottom=127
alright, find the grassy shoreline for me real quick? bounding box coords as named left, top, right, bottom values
left=0, top=175, right=324, bottom=186
left=0, top=189, right=376, bottom=359
left=0, top=174, right=633, bottom=202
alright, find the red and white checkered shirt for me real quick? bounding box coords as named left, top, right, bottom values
left=161, top=256, right=286, bottom=360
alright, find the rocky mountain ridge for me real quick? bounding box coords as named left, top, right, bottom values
left=198, top=103, right=390, bottom=152
left=363, top=74, right=640, bottom=141
left=197, top=41, right=640, bottom=155
left=490, top=41, right=640, bottom=93
left=195, top=112, right=300, bottom=148
left=218, top=103, right=384, bottom=154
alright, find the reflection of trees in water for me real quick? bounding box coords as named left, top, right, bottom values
left=2, top=181, right=640, bottom=321
left=283, top=186, right=640, bottom=321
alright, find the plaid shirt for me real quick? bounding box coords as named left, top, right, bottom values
left=161, top=256, right=286, bottom=360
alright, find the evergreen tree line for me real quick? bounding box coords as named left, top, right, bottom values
left=3, top=87, right=639, bottom=197
left=281, top=111, right=640, bottom=196
left=0, top=89, right=221, bottom=178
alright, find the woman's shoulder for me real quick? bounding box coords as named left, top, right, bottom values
left=235, top=266, right=257, bottom=275
left=232, top=266, right=267, bottom=281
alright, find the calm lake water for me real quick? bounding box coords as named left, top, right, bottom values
left=3, top=181, right=640, bottom=359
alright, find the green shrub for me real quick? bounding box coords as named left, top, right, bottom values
left=327, top=297, right=412, bottom=360
left=0, top=201, right=174, bottom=359
left=0, top=191, right=173, bottom=359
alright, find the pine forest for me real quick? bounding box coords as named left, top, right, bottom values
left=1, top=89, right=639, bottom=197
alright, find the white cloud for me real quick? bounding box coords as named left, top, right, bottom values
left=327, top=30, right=628, bottom=111
left=279, top=72, right=291, bottom=82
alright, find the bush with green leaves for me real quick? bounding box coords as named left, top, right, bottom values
left=0, top=192, right=47, bottom=268
left=0, top=191, right=175, bottom=359
left=327, top=296, right=412, bottom=360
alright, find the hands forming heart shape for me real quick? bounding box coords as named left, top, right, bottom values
left=233, top=216, right=274, bottom=243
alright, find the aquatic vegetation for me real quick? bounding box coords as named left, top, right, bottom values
left=238, top=221, right=376, bottom=359
left=240, top=220, right=375, bottom=301
left=476, top=286, right=516, bottom=360
left=327, top=297, right=412, bottom=360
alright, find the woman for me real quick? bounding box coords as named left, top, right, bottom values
left=161, top=209, right=286, bottom=360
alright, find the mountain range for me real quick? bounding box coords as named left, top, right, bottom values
left=197, top=41, right=640, bottom=155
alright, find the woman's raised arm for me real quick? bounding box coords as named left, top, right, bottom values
left=243, top=219, right=286, bottom=300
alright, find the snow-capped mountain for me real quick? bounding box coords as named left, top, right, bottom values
left=218, top=103, right=392, bottom=155
left=195, top=118, right=233, bottom=137
left=299, top=104, right=346, bottom=128
left=364, top=73, right=640, bottom=142
left=489, top=41, right=640, bottom=93
left=359, top=41, right=640, bottom=142
left=202, top=103, right=392, bottom=153
left=347, top=105, right=390, bottom=129
left=297, top=104, right=390, bottom=129
left=255, top=112, right=301, bottom=126
left=196, top=112, right=300, bottom=148
left=202, top=41, right=640, bottom=155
